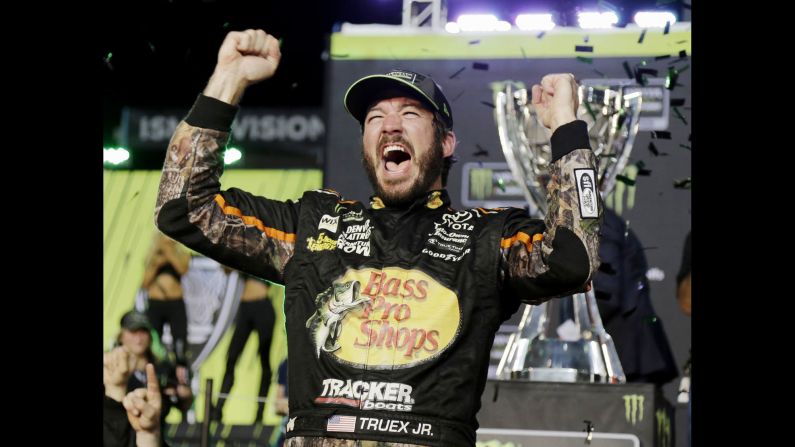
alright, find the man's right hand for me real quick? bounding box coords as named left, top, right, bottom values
left=204, top=29, right=282, bottom=105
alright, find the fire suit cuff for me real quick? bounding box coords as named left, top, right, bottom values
left=185, top=94, right=239, bottom=132
left=551, top=120, right=591, bottom=162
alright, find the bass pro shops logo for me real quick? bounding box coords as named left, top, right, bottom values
left=306, top=281, right=369, bottom=358
left=310, top=267, right=461, bottom=369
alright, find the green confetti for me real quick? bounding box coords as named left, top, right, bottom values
left=679, top=144, right=691, bottom=150
left=665, top=67, right=679, bottom=90
left=672, top=107, right=688, bottom=125
left=584, top=101, right=597, bottom=121
left=223, top=22, right=230, bottom=28
left=576, top=56, right=593, bottom=64
left=496, top=178, right=506, bottom=192
left=105, top=52, right=113, bottom=61
left=673, top=178, right=692, bottom=189
left=616, top=174, right=636, bottom=186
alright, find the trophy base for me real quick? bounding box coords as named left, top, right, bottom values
left=511, top=367, right=606, bottom=383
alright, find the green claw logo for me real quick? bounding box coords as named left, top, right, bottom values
left=607, top=164, right=639, bottom=215
left=622, top=394, right=645, bottom=425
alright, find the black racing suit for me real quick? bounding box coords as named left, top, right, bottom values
left=155, top=94, right=603, bottom=446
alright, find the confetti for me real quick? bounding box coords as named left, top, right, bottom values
left=449, top=66, right=466, bottom=79
left=638, top=29, right=647, bottom=43
left=472, top=62, right=489, bottom=70
left=673, top=178, right=692, bottom=189
left=576, top=56, right=593, bottom=64
left=616, top=174, right=636, bottom=186
left=575, top=45, right=594, bottom=52
left=665, top=67, right=679, bottom=90
left=672, top=107, right=688, bottom=125
left=584, top=101, right=597, bottom=121
left=536, top=31, right=546, bottom=39
left=651, top=131, right=672, bottom=139
left=622, top=61, right=633, bottom=79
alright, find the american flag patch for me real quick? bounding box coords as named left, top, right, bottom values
left=327, top=415, right=357, bottom=432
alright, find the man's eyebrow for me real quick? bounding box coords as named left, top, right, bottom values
left=366, top=101, right=424, bottom=115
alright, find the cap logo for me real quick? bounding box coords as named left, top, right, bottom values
left=387, top=71, right=417, bottom=83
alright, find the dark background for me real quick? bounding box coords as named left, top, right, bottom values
left=101, top=0, right=689, bottom=156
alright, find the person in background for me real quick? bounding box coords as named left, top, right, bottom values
left=142, top=233, right=191, bottom=375
left=105, top=311, right=192, bottom=446
left=213, top=272, right=276, bottom=423
left=592, top=208, right=679, bottom=385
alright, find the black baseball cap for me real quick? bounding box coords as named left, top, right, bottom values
left=120, top=310, right=153, bottom=332
left=344, top=69, right=453, bottom=129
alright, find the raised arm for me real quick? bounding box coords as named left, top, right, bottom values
left=154, top=30, right=299, bottom=282
left=501, top=74, right=603, bottom=303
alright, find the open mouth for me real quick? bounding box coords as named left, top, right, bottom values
left=382, top=145, right=412, bottom=173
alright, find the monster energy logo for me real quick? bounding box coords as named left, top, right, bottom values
left=623, top=394, right=645, bottom=425
left=655, top=408, right=672, bottom=447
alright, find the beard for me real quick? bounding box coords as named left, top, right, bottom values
left=362, top=133, right=445, bottom=208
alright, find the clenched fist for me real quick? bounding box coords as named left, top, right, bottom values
left=204, top=29, right=282, bottom=104
left=531, top=73, right=580, bottom=134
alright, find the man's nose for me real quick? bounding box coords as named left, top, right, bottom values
left=381, top=112, right=403, bottom=133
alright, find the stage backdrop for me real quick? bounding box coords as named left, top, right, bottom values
left=103, top=168, right=321, bottom=425
left=323, top=24, right=691, bottom=446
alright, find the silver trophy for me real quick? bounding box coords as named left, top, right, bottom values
left=493, top=80, right=642, bottom=383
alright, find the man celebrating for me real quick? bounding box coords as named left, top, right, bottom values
left=156, top=29, right=602, bottom=447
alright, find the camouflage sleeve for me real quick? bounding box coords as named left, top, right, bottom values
left=500, top=120, right=602, bottom=303
left=155, top=95, right=299, bottom=283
